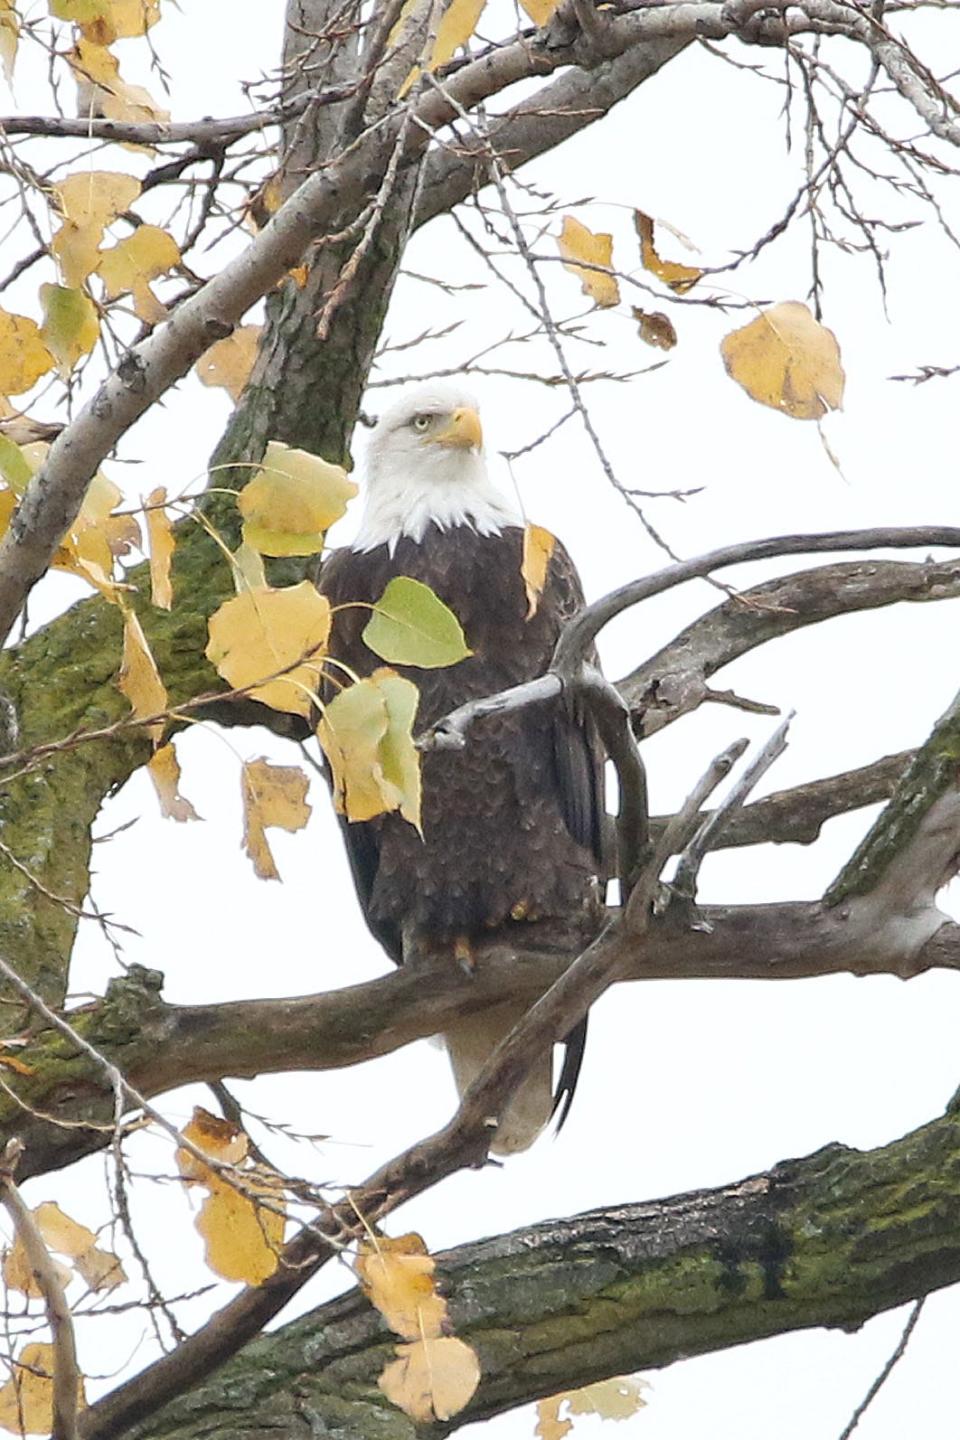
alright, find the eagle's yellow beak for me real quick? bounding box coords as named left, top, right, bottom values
left=431, top=406, right=483, bottom=451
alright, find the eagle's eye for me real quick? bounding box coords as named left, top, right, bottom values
left=412, top=414, right=431, bottom=432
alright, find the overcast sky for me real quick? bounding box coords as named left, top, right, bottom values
left=6, top=3, right=960, bottom=1437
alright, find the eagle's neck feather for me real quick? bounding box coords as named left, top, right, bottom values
left=352, top=450, right=520, bottom=555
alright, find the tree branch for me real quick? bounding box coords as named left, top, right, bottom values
left=94, top=1100, right=960, bottom=1439
left=619, top=556, right=960, bottom=735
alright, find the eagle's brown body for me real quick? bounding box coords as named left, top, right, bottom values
left=319, top=523, right=603, bottom=963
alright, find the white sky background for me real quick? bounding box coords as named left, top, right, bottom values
left=5, top=2, right=960, bottom=1437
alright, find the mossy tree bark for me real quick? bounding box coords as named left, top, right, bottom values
left=90, top=1102, right=960, bottom=1439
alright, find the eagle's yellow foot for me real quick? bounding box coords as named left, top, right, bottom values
left=454, top=935, right=474, bottom=974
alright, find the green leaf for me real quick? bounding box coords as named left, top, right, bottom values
left=363, top=577, right=471, bottom=669
left=0, top=435, right=32, bottom=494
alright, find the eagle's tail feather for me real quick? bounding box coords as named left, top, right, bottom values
left=551, top=1014, right=588, bottom=1134
left=443, top=1002, right=553, bottom=1155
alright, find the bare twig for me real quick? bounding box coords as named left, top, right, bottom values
left=836, top=1299, right=926, bottom=1440
left=671, top=713, right=793, bottom=906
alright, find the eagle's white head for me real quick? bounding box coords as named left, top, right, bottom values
left=351, top=383, right=520, bottom=554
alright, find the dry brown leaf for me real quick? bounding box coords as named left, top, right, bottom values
left=242, top=759, right=311, bottom=881
left=97, top=225, right=180, bottom=323
left=0, top=311, right=54, bottom=396
left=145, top=484, right=174, bottom=608
left=521, top=522, right=555, bottom=620
left=358, top=1233, right=447, bottom=1341
left=632, top=306, right=677, bottom=351
left=205, top=582, right=332, bottom=717
left=557, top=216, right=619, bottom=308
left=379, top=1337, right=480, bottom=1423
left=0, top=1343, right=86, bottom=1434
left=177, top=1106, right=248, bottom=1183
left=195, top=326, right=262, bottom=402
left=147, top=743, right=200, bottom=822
left=117, top=606, right=167, bottom=741
left=720, top=301, right=845, bottom=420
left=317, top=670, right=421, bottom=830
left=634, top=211, right=702, bottom=294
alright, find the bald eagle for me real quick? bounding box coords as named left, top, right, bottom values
left=318, top=384, right=604, bottom=1152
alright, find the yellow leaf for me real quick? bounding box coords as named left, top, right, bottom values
left=557, top=216, right=619, bottom=308
left=241, top=759, right=311, bottom=881
left=31, top=1202, right=126, bottom=1293
left=634, top=210, right=702, bottom=294
left=55, top=469, right=140, bottom=592
left=9, top=440, right=136, bottom=598
left=177, top=1106, right=248, bottom=1183
left=0, top=311, right=54, bottom=396
left=55, top=169, right=141, bottom=231
left=2, top=1241, right=71, bottom=1300
left=398, top=0, right=486, bottom=98
left=632, top=306, right=677, bottom=351
left=145, top=484, right=174, bottom=608
left=518, top=0, right=559, bottom=21
left=0, top=1343, right=86, bottom=1434
left=97, top=224, right=180, bottom=323
left=232, top=539, right=267, bottom=593
left=147, top=743, right=199, bottom=822
left=50, top=0, right=160, bottom=41
left=0, top=1, right=18, bottom=82
left=74, top=1244, right=126, bottom=1292
left=117, top=606, right=167, bottom=740
left=196, top=1173, right=284, bottom=1286
left=32, top=1201, right=95, bottom=1259
left=535, top=1396, right=573, bottom=1440
left=379, top=1337, right=480, bottom=1423
left=358, top=1233, right=447, bottom=1341
left=195, top=325, right=262, bottom=402
left=317, top=670, right=421, bottom=828
left=69, top=38, right=169, bottom=123
left=521, top=522, right=555, bottom=620
left=720, top=301, right=845, bottom=420
left=52, top=170, right=141, bottom=288
left=39, top=283, right=99, bottom=377
left=205, top=582, right=332, bottom=717
left=566, top=1375, right=650, bottom=1420
left=238, top=440, right=357, bottom=556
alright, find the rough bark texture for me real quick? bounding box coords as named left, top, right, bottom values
left=106, top=1101, right=960, bottom=1439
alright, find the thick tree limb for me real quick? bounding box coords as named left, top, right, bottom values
left=620, top=556, right=960, bottom=735
left=7, top=900, right=960, bottom=1184
left=96, top=1101, right=960, bottom=1439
